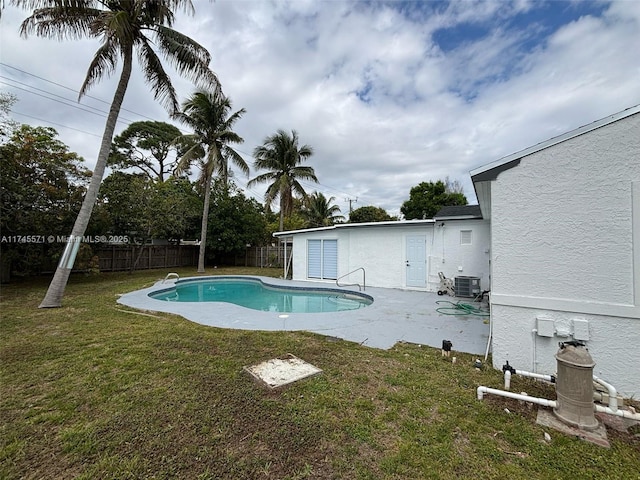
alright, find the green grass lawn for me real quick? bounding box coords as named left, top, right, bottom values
left=1, top=267, right=638, bottom=479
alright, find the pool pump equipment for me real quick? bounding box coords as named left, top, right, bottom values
left=477, top=341, right=640, bottom=435
left=553, top=341, right=598, bottom=430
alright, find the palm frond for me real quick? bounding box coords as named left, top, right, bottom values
left=290, top=165, right=318, bottom=182
left=247, top=171, right=277, bottom=188
left=79, top=39, right=119, bottom=97
left=137, top=38, right=179, bottom=113
left=153, top=25, right=220, bottom=92
left=222, top=147, right=249, bottom=176
left=174, top=142, right=205, bottom=175
left=174, top=89, right=246, bottom=189
left=19, top=4, right=100, bottom=40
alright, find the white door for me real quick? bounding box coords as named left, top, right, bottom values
left=406, top=235, right=426, bottom=287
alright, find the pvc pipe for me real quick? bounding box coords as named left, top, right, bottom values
left=595, top=405, right=640, bottom=421
left=593, top=376, right=618, bottom=412
left=479, top=387, right=640, bottom=422
left=503, top=368, right=554, bottom=390
left=516, top=370, right=554, bottom=382
left=484, top=312, right=492, bottom=361
left=477, top=386, right=557, bottom=408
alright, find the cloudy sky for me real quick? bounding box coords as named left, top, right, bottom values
left=1, top=0, right=638, bottom=218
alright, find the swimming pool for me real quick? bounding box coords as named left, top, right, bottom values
left=117, top=276, right=490, bottom=352
left=149, top=276, right=373, bottom=313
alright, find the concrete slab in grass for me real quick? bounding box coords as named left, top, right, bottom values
left=244, top=354, right=322, bottom=389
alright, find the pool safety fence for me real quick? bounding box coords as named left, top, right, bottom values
left=240, top=245, right=287, bottom=268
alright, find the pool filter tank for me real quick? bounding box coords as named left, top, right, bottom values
left=554, top=341, right=598, bottom=430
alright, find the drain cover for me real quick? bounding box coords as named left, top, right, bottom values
left=244, top=354, right=322, bottom=389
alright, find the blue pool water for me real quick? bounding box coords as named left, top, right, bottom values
left=149, top=277, right=373, bottom=313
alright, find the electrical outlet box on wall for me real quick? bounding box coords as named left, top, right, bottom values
left=536, top=315, right=555, bottom=337
left=573, top=318, right=590, bottom=341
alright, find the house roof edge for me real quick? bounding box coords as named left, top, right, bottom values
left=470, top=104, right=640, bottom=182
left=272, top=219, right=436, bottom=237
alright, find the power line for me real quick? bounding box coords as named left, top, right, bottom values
left=0, top=80, right=131, bottom=126
left=0, top=75, right=137, bottom=124
left=1, top=64, right=363, bottom=207
left=0, top=62, right=159, bottom=122
left=12, top=110, right=102, bottom=138
left=0, top=65, right=193, bottom=139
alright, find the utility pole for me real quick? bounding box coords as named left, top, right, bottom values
left=346, top=197, right=358, bottom=213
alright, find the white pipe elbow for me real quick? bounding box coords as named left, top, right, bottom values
left=593, top=376, right=618, bottom=412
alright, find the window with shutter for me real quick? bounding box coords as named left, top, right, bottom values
left=307, top=239, right=337, bottom=279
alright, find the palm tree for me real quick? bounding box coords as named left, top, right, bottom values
left=248, top=129, right=318, bottom=231
left=15, top=0, right=220, bottom=308
left=302, top=192, right=344, bottom=227
left=174, top=89, right=247, bottom=272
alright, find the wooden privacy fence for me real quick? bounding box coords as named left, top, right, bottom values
left=95, top=244, right=198, bottom=272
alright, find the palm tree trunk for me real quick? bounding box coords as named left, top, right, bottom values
left=39, top=48, right=133, bottom=308
left=197, top=175, right=212, bottom=273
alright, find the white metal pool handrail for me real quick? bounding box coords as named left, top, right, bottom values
left=337, top=267, right=366, bottom=291
left=163, top=272, right=180, bottom=283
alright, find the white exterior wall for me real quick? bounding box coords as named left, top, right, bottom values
left=430, top=220, right=491, bottom=292
left=287, top=220, right=491, bottom=292
left=289, top=225, right=432, bottom=289
left=489, top=112, right=640, bottom=397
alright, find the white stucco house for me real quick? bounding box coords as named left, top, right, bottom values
left=471, top=105, right=640, bottom=397
left=273, top=205, right=490, bottom=293
left=273, top=104, right=639, bottom=397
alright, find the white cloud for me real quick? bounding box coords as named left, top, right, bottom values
left=1, top=0, right=638, bottom=218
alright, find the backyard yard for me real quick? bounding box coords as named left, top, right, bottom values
left=1, top=267, right=638, bottom=479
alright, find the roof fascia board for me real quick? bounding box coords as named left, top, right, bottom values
left=272, top=219, right=435, bottom=237
left=433, top=215, right=484, bottom=221
left=273, top=225, right=337, bottom=237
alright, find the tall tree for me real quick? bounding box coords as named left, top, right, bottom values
left=15, top=0, right=220, bottom=307
left=302, top=192, right=344, bottom=227
left=400, top=180, right=467, bottom=220
left=109, top=121, right=183, bottom=182
left=349, top=205, right=395, bottom=223
left=93, top=172, right=201, bottom=271
left=174, top=89, right=247, bottom=272
left=0, top=92, right=18, bottom=142
left=0, top=125, right=89, bottom=278
left=249, top=129, right=317, bottom=232
left=205, top=181, right=267, bottom=263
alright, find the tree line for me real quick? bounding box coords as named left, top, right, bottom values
left=0, top=114, right=467, bottom=279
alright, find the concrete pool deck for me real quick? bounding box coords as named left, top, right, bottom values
left=117, top=276, right=491, bottom=355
